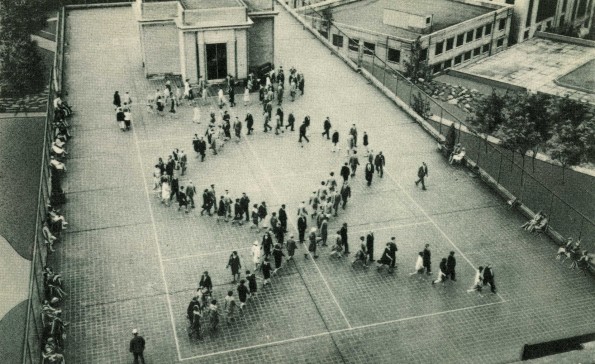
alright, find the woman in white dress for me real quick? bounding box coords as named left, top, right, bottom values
left=192, top=106, right=201, bottom=124
left=243, top=87, right=250, bottom=106
left=161, top=177, right=171, bottom=206
left=252, top=241, right=262, bottom=271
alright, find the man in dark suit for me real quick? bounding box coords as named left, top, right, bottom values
left=278, top=204, right=288, bottom=233
left=340, top=163, right=350, bottom=182
left=340, top=182, right=351, bottom=209
left=297, top=214, right=307, bottom=243
left=320, top=215, right=329, bottom=246
left=322, top=117, right=331, bottom=139
left=129, top=329, right=146, bottom=364
left=299, top=122, right=309, bottom=145
left=340, top=223, right=349, bottom=254
left=240, top=193, right=251, bottom=222
left=366, top=231, right=375, bottom=262
left=415, top=162, right=428, bottom=190
left=446, top=251, right=457, bottom=281
left=374, top=151, right=385, bottom=178
left=365, top=161, right=374, bottom=186
left=423, top=244, right=432, bottom=275
left=198, top=271, right=213, bottom=293
left=483, top=264, right=496, bottom=293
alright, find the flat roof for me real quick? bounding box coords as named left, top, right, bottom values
left=181, top=0, right=243, bottom=9
left=330, top=0, right=494, bottom=39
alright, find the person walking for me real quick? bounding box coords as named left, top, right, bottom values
left=299, top=121, right=309, bottom=146
left=432, top=258, right=448, bottom=285
left=226, top=251, right=242, bottom=283
left=307, top=228, right=319, bottom=259
left=245, top=113, right=254, bottom=135
left=340, top=182, right=351, bottom=209
left=198, top=271, right=213, bottom=294
left=129, top=329, right=146, bottom=364
left=446, top=251, right=457, bottom=281
left=349, top=151, right=360, bottom=177
left=482, top=264, right=496, bottom=293
left=340, top=163, right=350, bottom=182
left=340, top=223, right=349, bottom=255
left=297, top=214, right=307, bottom=243
left=365, top=161, right=374, bottom=186
left=246, top=270, right=258, bottom=298
left=374, top=151, right=385, bottom=178
left=409, top=252, right=425, bottom=279
left=320, top=215, right=329, bottom=246
left=113, top=91, right=121, bottom=110
left=243, top=87, right=250, bottom=106
left=272, top=244, right=285, bottom=275
left=237, top=280, right=249, bottom=314
left=415, top=162, right=428, bottom=190
left=349, top=124, right=358, bottom=147
left=278, top=204, right=288, bottom=233
left=331, top=129, right=340, bottom=152
left=240, top=193, right=251, bottom=223
left=467, top=266, right=484, bottom=295
left=322, top=117, right=331, bottom=139
left=362, top=131, right=369, bottom=155
left=224, top=291, right=237, bottom=323
left=286, top=235, right=297, bottom=261
left=366, top=231, right=375, bottom=262
left=286, top=111, right=295, bottom=131
left=423, top=244, right=432, bottom=275
left=262, top=258, right=272, bottom=287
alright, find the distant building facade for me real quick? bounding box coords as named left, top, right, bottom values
left=489, top=0, right=595, bottom=44
left=303, top=0, right=513, bottom=75
left=134, top=0, right=278, bottom=82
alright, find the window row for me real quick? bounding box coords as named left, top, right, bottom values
left=432, top=43, right=492, bottom=73
left=435, top=19, right=506, bottom=56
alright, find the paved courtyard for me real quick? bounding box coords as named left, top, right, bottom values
left=460, top=36, right=595, bottom=104
left=54, top=5, right=595, bottom=364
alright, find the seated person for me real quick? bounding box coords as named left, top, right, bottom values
left=42, top=222, right=58, bottom=252
left=576, top=251, right=591, bottom=274
left=532, top=215, right=548, bottom=234
left=53, top=94, right=72, bottom=117
left=329, top=240, right=343, bottom=259
left=448, top=143, right=462, bottom=163
left=556, top=238, right=574, bottom=262
left=450, top=147, right=466, bottom=164
left=521, top=210, right=543, bottom=231
left=351, top=244, right=368, bottom=268
left=49, top=156, right=67, bottom=173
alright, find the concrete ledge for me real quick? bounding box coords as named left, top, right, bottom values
left=65, top=2, right=133, bottom=10
left=446, top=69, right=527, bottom=93
left=535, top=31, right=595, bottom=48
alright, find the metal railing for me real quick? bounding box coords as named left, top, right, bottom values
left=292, top=2, right=594, bottom=251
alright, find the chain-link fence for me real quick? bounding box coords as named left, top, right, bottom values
left=292, top=2, right=594, bottom=252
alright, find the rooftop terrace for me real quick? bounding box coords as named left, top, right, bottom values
left=330, top=0, right=494, bottom=39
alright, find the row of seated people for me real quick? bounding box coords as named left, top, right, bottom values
left=521, top=210, right=548, bottom=234
left=556, top=238, right=592, bottom=275
left=42, top=205, right=68, bottom=252
left=41, top=266, right=67, bottom=363
left=449, top=143, right=466, bottom=165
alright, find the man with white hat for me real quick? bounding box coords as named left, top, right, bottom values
left=129, top=328, right=146, bottom=364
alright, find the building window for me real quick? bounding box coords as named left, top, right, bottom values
left=498, top=18, right=506, bottom=31
left=485, top=23, right=492, bottom=35
left=348, top=38, right=359, bottom=51
left=454, top=55, right=462, bottom=65
left=363, top=42, right=375, bottom=55
left=466, top=30, right=474, bottom=43
left=464, top=51, right=472, bottom=61
left=473, top=47, right=481, bottom=56
left=505, top=0, right=514, bottom=3
left=456, top=34, right=464, bottom=47
left=332, top=34, right=344, bottom=47
left=497, top=38, right=505, bottom=47
left=444, top=59, right=452, bottom=69
left=435, top=41, right=444, bottom=55
left=482, top=44, right=491, bottom=53
left=446, top=37, right=454, bottom=50
left=387, top=48, right=401, bottom=63
left=432, top=64, right=442, bottom=74
left=524, top=30, right=530, bottom=39
left=476, top=27, right=483, bottom=38
left=420, top=48, right=428, bottom=61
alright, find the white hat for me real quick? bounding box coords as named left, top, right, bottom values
left=132, top=329, right=138, bottom=334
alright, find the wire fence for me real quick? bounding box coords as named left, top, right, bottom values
left=22, top=7, right=66, bottom=364
left=293, top=3, right=594, bottom=252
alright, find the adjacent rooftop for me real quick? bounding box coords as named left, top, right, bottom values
left=330, top=0, right=494, bottom=39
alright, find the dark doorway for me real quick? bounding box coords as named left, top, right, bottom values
left=206, top=43, right=227, bottom=80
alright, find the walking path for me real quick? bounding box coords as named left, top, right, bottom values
left=55, top=5, right=595, bottom=364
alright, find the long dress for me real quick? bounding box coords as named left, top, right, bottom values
left=161, top=182, right=171, bottom=203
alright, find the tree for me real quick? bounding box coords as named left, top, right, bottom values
left=320, top=7, right=333, bottom=40
left=0, top=0, right=49, bottom=37
left=411, top=91, right=430, bottom=120
left=403, top=37, right=431, bottom=84
left=546, top=97, right=595, bottom=183
left=498, top=94, right=542, bottom=186
left=472, top=90, right=507, bottom=153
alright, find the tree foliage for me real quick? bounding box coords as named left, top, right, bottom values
left=403, top=37, right=431, bottom=84
left=473, top=90, right=507, bottom=136
left=0, top=0, right=50, bottom=96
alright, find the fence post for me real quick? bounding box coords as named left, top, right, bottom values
left=497, top=151, right=503, bottom=184
left=382, top=65, right=386, bottom=86
left=439, top=108, right=443, bottom=135
left=408, top=84, right=413, bottom=105
left=395, top=75, right=399, bottom=95
left=548, top=192, right=555, bottom=218
left=476, top=136, right=481, bottom=167
left=578, top=217, right=584, bottom=239
left=372, top=55, right=375, bottom=73
left=456, top=121, right=462, bottom=144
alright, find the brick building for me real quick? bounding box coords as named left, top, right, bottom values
left=302, top=0, right=514, bottom=75
left=490, top=0, right=595, bottom=44
left=134, top=0, right=277, bottom=82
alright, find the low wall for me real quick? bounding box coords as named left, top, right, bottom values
left=446, top=69, right=527, bottom=92
left=535, top=31, right=595, bottom=48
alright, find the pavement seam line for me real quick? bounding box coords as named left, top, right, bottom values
left=242, top=131, right=353, bottom=330
left=179, top=299, right=506, bottom=361
left=385, top=170, right=507, bottom=303
left=130, top=90, right=184, bottom=361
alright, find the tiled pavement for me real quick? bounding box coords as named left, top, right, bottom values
left=53, top=5, right=595, bottom=364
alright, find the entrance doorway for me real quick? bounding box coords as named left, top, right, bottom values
left=206, top=43, right=227, bottom=80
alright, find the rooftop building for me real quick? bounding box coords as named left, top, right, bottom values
left=134, top=0, right=278, bottom=82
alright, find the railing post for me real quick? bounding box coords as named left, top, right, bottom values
left=497, top=151, right=503, bottom=184
left=548, top=192, right=555, bottom=217
left=578, top=217, right=584, bottom=239
left=382, top=65, right=386, bottom=86
left=395, top=75, right=399, bottom=95
left=408, top=84, right=413, bottom=105
left=439, top=108, right=443, bottom=135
